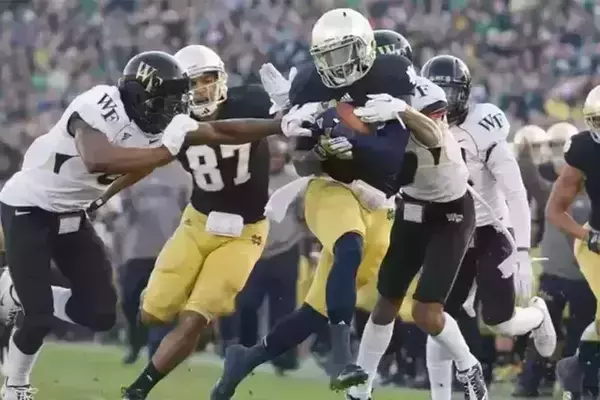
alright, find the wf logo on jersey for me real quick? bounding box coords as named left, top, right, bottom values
left=136, top=61, right=164, bottom=92
left=446, top=213, right=464, bottom=223
left=97, top=93, right=119, bottom=122
left=478, top=113, right=504, bottom=131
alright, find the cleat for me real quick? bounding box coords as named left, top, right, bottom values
left=456, top=362, right=488, bottom=400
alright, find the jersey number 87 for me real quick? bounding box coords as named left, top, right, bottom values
left=185, top=144, right=251, bottom=192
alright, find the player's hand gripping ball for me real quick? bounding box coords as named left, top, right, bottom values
left=312, top=103, right=371, bottom=139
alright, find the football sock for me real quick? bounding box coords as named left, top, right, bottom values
left=431, top=312, right=478, bottom=371
left=51, top=286, right=75, bottom=325
left=263, top=304, right=327, bottom=359
left=126, top=361, right=165, bottom=396
left=426, top=335, right=453, bottom=400
left=326, top=232, right=363, bottom=325
left=348, top=316, right=394, bottom=398
left=492, top=307, right=543, bottom=336
left=5, top=335, right=40, bottom=386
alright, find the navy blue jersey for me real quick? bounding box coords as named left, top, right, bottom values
left=564, top=130, right=600, bottom=229
left=291, top=54, right=415, bottom=196
left=179, top=85, right=271, bottom=223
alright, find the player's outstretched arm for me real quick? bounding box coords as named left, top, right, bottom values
left=184, top=118, right=282, bottom=146
left=545, top=164, right=587, bottom=240
left=399, top=106, right=442, bottom=148
left=88, top=168, right=154, bottom=213
left=71, top=115, right=174, bottom=174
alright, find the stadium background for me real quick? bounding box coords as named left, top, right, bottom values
left=0, top=0, right=597, bottom=399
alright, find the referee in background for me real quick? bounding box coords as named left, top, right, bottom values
left=112, top=163, right=190, bottom=364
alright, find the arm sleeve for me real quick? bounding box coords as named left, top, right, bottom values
left=486, top=140, right=532, bottom=249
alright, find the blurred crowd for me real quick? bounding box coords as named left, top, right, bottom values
left=2, top=0, right=600, bottom=168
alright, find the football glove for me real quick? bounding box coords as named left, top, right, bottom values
left=513, top=249, right=533, bottom=299
left=586, top=229, right=600, bottom=254
left=281, top=103, right=323, bottom=137
left=259, top=63, right=297, bottom=114
left=161, top=114, right=200, bottom=156
left=314, top=135, right=353, bottom=160
left=353, top=93, right=408, bottom=124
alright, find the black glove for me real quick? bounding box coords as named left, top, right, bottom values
left=586, top=229, right=600, bottom=254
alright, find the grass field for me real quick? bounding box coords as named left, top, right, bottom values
left=30, top=343, right=430, bottom=400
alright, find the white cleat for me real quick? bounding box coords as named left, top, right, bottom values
left=529, top=296, right=557, bottom=357
left=0, top=269, right=21, bottom=325
left=1, top=381, right=37, bottom=400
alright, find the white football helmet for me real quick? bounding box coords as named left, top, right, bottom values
left=310, top=8, right=376, bottom=89
left=583, top=85, right=600, bottom=143
left=546, top=122, right=578, bottom=164
left=174, top=45, right=228, bottom=118
left=513, top=125, right=548, bottom=164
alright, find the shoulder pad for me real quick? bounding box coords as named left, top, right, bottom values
left=72, top=85, right=129, bottom=139
left=411, top=76, right=447, bottom=114
left=288, top=64, right=333, bottom=106
left=460, top=103, right=510, bottom=149
left=564, top=130, right=593, bottom=171
left=369, top=54, right=416, bottom=98
left=226, top=84, right=272, bottom=118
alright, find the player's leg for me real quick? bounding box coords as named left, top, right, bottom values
left=139, top=218, right=267, bottom=400
left=476, top=226, right=555, bottom=356
left=427, top=244, right=479, bottom=400
left=51, top=218, right=117, bottom=331
left=266, top=245, right=301, bottom=372
left=410, top=195, right=485, bottom=400
left=345, top=204, right=428, bottom=399
left=211, top=252, right=332, bottom=400
left=566, top=278, right=599, bottom=397
left=514, top=274, right=566, bottom=396
left=119, top=258, right=153, bottom=364
left=236, top=256, right=269, bottom=348
left=0, top=205, right=58, bottom=399
left=303, top=179, right=368, bottom=376
left=121, top=207, right=207, bottom=400
left=557, top=235, right=600, bottom=400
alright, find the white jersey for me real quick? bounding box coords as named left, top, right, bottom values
left=401, top=76, right=470, bottom=202
left=0, top=85, right=157, bottom=212
left=451, top=103, right=531, bottom=248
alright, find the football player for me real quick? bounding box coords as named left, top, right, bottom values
left=120, top=45, right=273, bottom=400
left=547, top=85, right=600, bottom=400
left=512, top=125, right=550, bottom=246
left=417, top=55, right=555, bottom=400
left=210, top=9, right=444, bottom=399
left=0, top=51, right=191, bottom=400
left=341, top=55, right=486, bottom=400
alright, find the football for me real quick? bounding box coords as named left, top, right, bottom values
left=335, top=103, right=371, bottom=135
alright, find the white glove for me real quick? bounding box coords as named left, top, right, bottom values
left=353, top=93, right=408, bottom=123
left=161, top=114, right=200, bottom=156
left=259, top=63, right=297, bottom=115
left=281, top=103, right=322, bottom=137
left=315, top=135, right=353, bottom=160
left=513, top=250, right=533, bottom=299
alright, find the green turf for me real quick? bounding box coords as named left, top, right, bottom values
left=30, top=343, right=429, bottom=400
